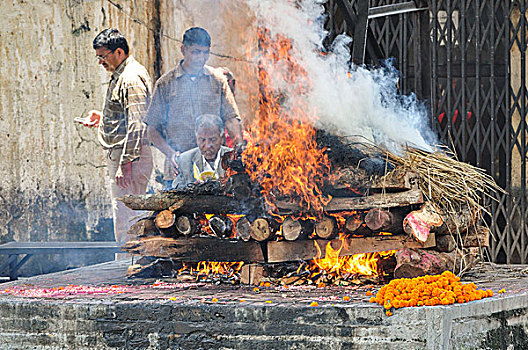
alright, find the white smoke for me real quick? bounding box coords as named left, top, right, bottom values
left=246, top=0, right=437, bottom=153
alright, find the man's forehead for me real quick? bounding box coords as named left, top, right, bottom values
left=196, top=125, right=221, bottom=136
left=185, top=44, right=210, bottom=52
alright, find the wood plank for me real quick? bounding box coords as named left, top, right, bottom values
left=240, top=264, right=264, bottom=285
left=123, top=237, right=265, bottom=262
left=275, top=189, right=423, bottom=213
left=119, top=193, right=263, bottom=213
left=326, top=189, right=423, bottom=211
left=266, top=234, right=434, bottom=263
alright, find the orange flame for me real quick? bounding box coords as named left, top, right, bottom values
left=179, top=261, right=244, bottom=281
left=242, top=28, right=332, bottom=214
left=309, top=239, right=396, bottom=278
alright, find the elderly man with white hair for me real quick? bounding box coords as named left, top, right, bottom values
left=171, top=114, right=232, bottom=189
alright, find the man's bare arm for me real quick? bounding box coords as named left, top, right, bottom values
left=148, top=126, right=181, bottom=174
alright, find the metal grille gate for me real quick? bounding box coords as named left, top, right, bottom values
left=325, top=0, right=528, bottom=263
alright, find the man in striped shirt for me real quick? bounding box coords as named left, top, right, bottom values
left=146, top=27, right=243, bottom=187
left=79, top=28, right=153, bottom=246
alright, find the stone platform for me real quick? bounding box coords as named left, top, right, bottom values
left=0, top=260, right=526, bottom=349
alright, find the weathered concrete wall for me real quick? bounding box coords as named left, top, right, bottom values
left=0, top=0, right=158, bottom=274
left=0, top=292, right=527, bottom=349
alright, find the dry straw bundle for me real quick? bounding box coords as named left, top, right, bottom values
left=381, top=146, right=504, bottom=216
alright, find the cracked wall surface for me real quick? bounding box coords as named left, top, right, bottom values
left=0, top=0, right=256, bottom=275
left=0, top=0, right=158, bottom=275
left=0, top=0, right=255, bottom=276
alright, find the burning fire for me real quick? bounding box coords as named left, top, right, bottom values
left=242, top=28, right=332, bottom=213
left=307, top=240, right=396, bottom=280
left=178, top=261, right=244, bottom=282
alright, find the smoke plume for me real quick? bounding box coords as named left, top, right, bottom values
left=246, top=0, right=437, bottom=153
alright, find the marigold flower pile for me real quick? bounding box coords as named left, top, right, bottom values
left=369, top=271, right=494, bottom=316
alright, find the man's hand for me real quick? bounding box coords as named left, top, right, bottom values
left=168, top=150, right=181, bottom=177
left=79, top=110, right=101, bottom=128
left=116, top=161, right=132, bottom=189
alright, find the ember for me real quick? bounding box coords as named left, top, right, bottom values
left=178, top=261, right=244, bottom=283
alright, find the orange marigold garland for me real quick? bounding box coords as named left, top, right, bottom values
left=369, top=271, right=493, bottom=316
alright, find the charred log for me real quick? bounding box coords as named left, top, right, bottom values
left=267, top=235, right=432, bottom=263
left=120, top=193, right=263, bottom=214
left=208, top=215, right=234, bottom=238
left=315, top=130, right=394, bottom=176
left=126, top=257, right=182, bottom=278
left=345, top=212, right=363, bottom=233
left=175, top=215, right=201, bottom=236
left=226, top=173, right=253, bottom=199
left=236, top=217, right=252, bottom=241
left=275, top=189, right=423, bottom=213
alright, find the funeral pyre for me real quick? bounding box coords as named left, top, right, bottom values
left=120, top=28, right=501, bottom=286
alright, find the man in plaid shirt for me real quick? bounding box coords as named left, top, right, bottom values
left=79, top=28, right=153, bottom=246
left=146, top=27, right=243, bottom=187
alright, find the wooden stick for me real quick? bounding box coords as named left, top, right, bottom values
left=250, top=218, right=275, bottom=242
left=461, top=225, right=490, bottom=247
left=282, top=217, right=309, bottom=241
left=155, top=210, right=176, bottom=229
left=364, top=208, right=391, bottom=231
left=315, top=216, right=338, bottom=239
left=364, top=208, right=406, bottom=233
left=345, top=213, right=363, bottom=233
left=240, top=263, right=264, bottom=285
left=404, top=202, right=480, bottom=243
left=435, top=234, right=456, bottom=252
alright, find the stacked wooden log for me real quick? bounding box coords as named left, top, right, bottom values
left=119, top=149, right=487, bottom=281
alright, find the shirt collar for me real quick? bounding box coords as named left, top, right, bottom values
left=111, top=56, right=133, bottom=81
left=201, top=148, right=222, bottom=174
left=175, top=60, right=213, bottom=78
